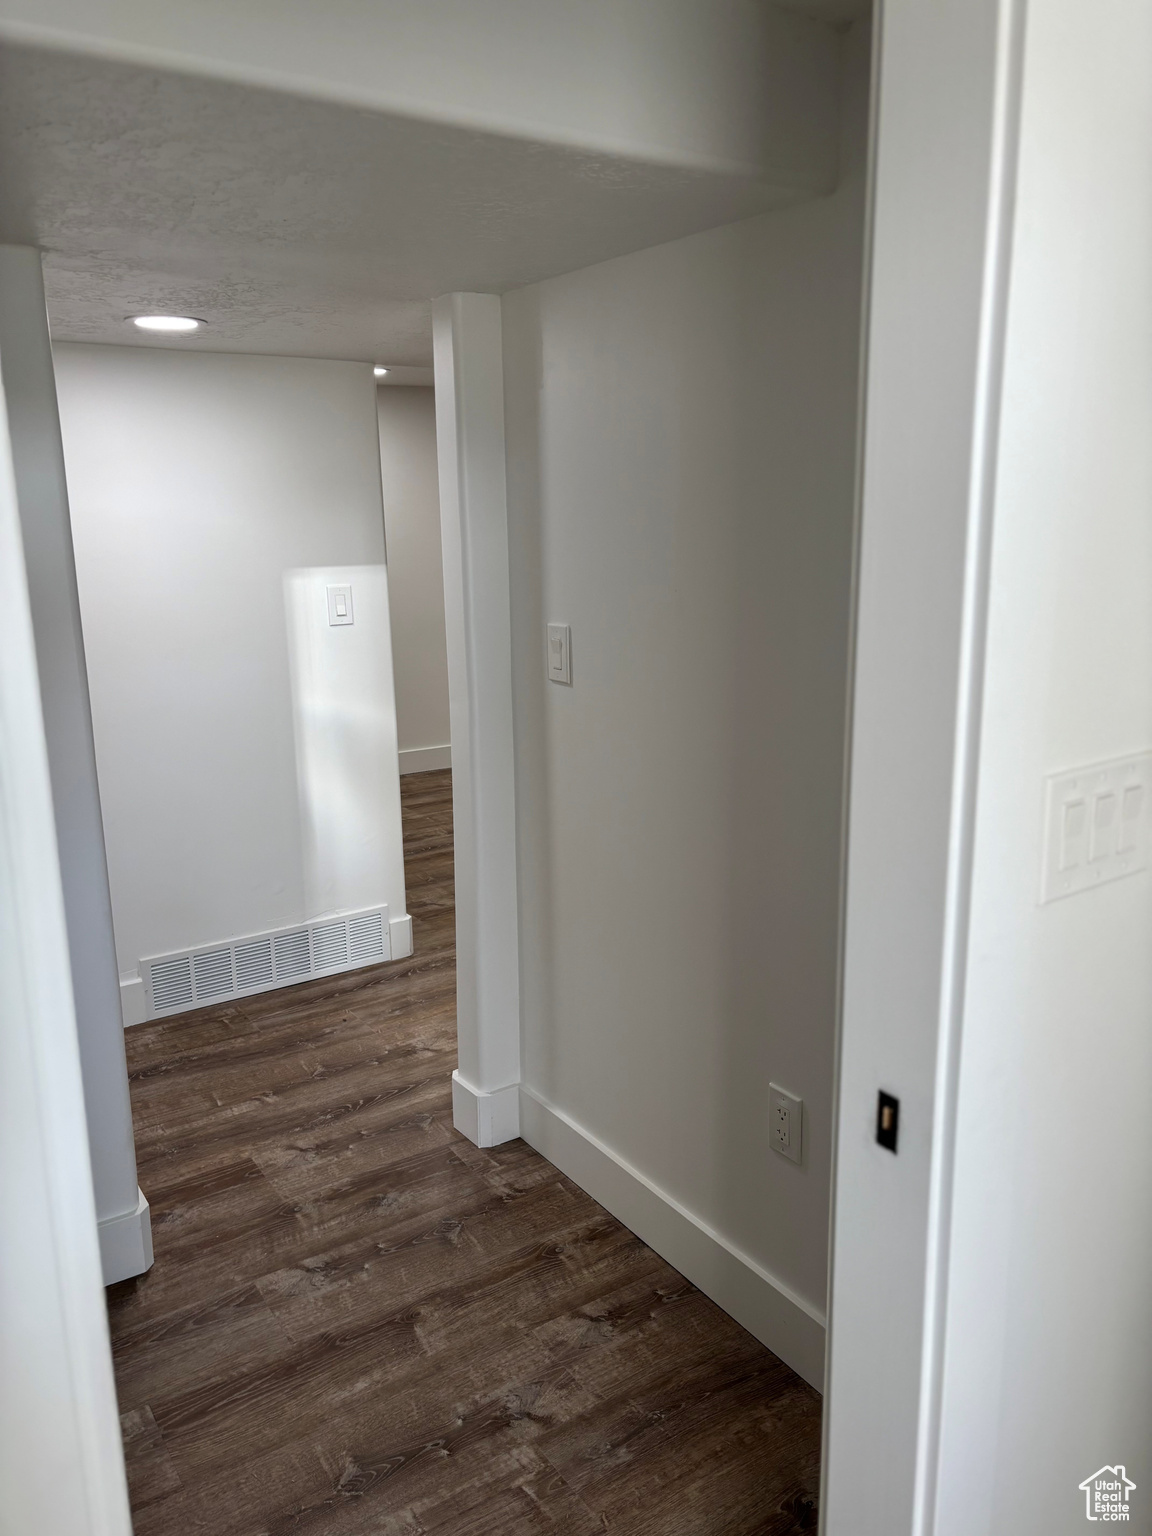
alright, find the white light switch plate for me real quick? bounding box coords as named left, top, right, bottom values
left=770, top=1082, right=803, bottom=1165
left=1041, top=751, right=1151, bottom=902
left=326, top=584, right=354, bottom=626
left=547, top=623, right=571, bottom=684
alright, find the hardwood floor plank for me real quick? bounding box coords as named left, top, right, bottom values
left=130, top=1000, right=452, bottom=1117
left=264, top=1446, right=551, bottom=1536
left=132, top=1055, right=457, bottom=1183
left=153, top=1312, right=584, bottom=1491
left=120, top=1405, right=183, bottom=1510
left=111, top=1282, right=295, bottom=1409
left=253, top=1365, right=601, bottom=1534
left=109, top=769, right=821, bottom=1534
left=249, top=1085, right=460, bottom=1203
left=414, top=1458, right=607, bottom=1536
left=129, top=1438, right=336, bottom=1536
left=255, top=1196, right=651, bottom=1360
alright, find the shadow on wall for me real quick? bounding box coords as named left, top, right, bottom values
left=283, top=564, right=405, bottom=921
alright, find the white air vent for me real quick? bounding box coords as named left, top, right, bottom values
left=311, top=919, right=350, bottom=973
left=149, top=954, right=195, bottom=1015
left=234, top=937, right=274, bottom=992
left=273, top=929, right=312, bottom=982
left=141, top=904, right=391, bottom=1019
left=348, top=910, right=385, bottom=964
left=193, top=947, right=233, bottom=1000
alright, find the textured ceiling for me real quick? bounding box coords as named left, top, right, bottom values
left=0, top=43, right=829, bottom=367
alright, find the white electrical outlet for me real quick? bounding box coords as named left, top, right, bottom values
left=770, top=1083, right=803, bottom=1165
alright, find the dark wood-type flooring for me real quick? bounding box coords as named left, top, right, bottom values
left=109, top=768, right=821, bottom=1535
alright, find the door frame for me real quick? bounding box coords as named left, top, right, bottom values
left=0, top=352, right=133, bottom=1534
left=0, top=2, right=1030, bottom=1528
left=821, top=2, right=1027, bottom=1530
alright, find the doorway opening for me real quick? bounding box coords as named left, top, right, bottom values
left=1, top=7, right=873, bottom=1532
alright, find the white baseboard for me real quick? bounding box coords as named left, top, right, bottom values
left=98, top=1187, right=153, bottom=1285
left=120, top=974, right=146, bottom=1027
left=452, top=1070, right=520, bottom=1147
left=399, top=745, right=452, bottom=775
left=390, top=913, right=414, bottom=959
left=518, top=1086, right=826, bottom=1390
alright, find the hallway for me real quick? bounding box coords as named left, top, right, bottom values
left=107, top=771, right=821, bottom=1535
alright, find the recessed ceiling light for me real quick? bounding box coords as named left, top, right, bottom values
left=374, top=366, right=389, bottom=377
left=131, top=315, right=203, bottom=333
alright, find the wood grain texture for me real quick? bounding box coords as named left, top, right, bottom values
left=109, top=768, right=821, bottom=1534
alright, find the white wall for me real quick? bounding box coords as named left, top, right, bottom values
left=53, top=344, right=406, bottom=981
left=376, top=386, right=451, bottom=765
left=502, top=23, right=868, bottom=1382
left=283, top=563, right=403, bottom=918
left=935, top=1, right=1152, bottom=1528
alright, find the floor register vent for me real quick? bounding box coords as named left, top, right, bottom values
left=142, top=905, right=391, bottom=1019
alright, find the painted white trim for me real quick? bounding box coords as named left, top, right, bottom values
left=433, top=292, right=521, bottom=1105
left=0, top=246, right=142, bottom=1243
left=519, top=1086, right=825, bottom=1390
left=820, top=4, right=883, bottom=1511
left=119, top=974, right=145, bottom=1028
left=913, top=6, right=1026, bottom=1528
left=398, top=745, right=452, bottom=774
left=452, top=1070, right=520, bottom=1147
left=823, top=3, right=1027, bottom=1530
left=97, top=1187, right=153, bottom=1286
left=0, top=275, right=133, bottom=1529
left=389, top=913, right=414, bottom=959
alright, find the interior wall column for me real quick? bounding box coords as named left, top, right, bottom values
left=0, top=245, right=151, bottom=1282
left=432, top=292, right=521, bottom=1147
